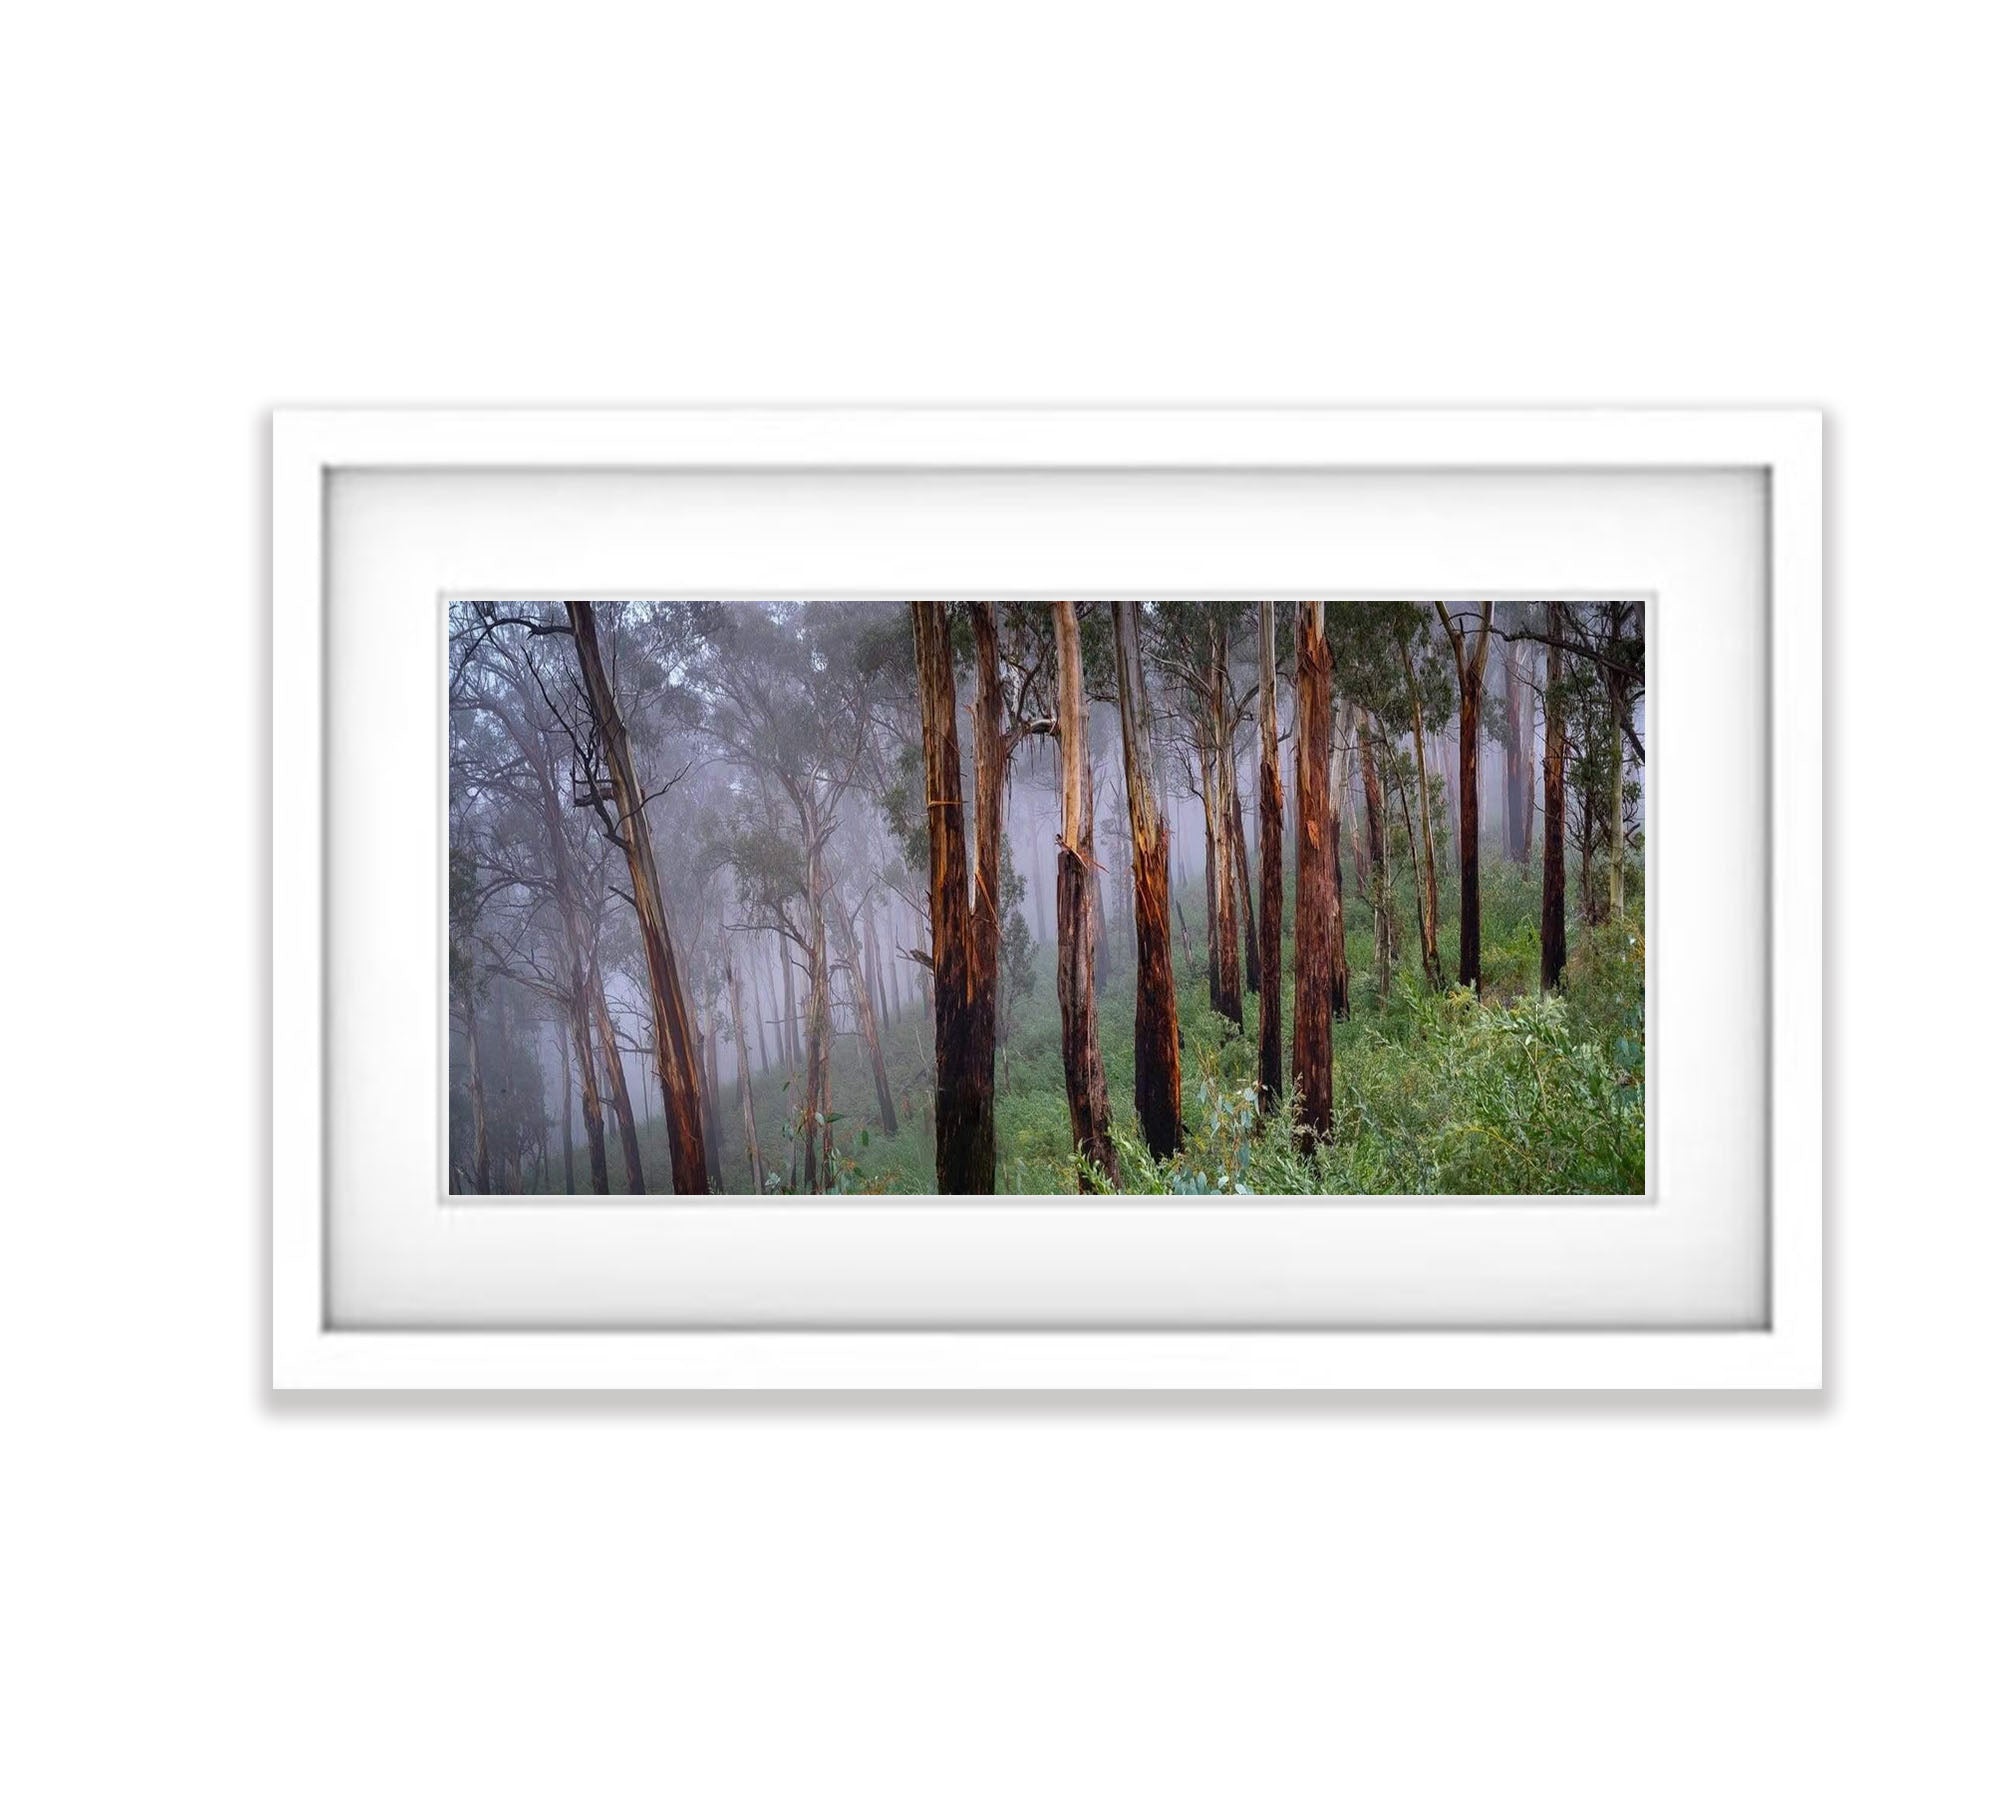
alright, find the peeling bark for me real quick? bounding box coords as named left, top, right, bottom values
left=913, top=601, right=997, bottom=1193
left=1111, top=600, right=1182, bottom=1158
left=566, top=601, right=712, bottom=1193
left=1292, top=601, right=1335, bottom=1146
left=1052, top=601, right=1119, bottom=1190
left=1256, top=602, right=1285, bottom=1114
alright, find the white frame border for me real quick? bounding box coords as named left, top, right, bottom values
left=272, top=408, right=1821, bottom=1390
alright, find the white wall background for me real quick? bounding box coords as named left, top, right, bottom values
left=4, top=4, right=1990, bottom=1795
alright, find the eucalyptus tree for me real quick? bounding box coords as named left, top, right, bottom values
left=693, top=600, right=897, bottom=1190
left=449, top=607, right=623, bottom=1192
left=1050, top=602, right=1119, bottom=1188
left=911, top=601, right=995, bottom=1191
left=1435, top=601, right=1496, bottom=992
left=1292, top=599, right=1335, bottom=1145
left=1151, top=602, right=1255, bottom=1026
left=1540, top=602, right=1570, bottom=991
left=1110, top=601, right=1182, bottom=1157
left=562, top=601, right=711, bottom=1193
left=1255, top=603, right=1285, bottom=1113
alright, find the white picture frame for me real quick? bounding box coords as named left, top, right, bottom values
left=273, top=408, right=1821, bottom=1390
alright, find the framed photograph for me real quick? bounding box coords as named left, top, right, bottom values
left=272, top=408, right=1820, bottom=1389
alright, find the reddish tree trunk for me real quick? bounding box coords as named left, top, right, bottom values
left=1111, top=601, right=1182, bottom=1158
left=1052, top=601, right=1119, bottom=1189
left=565, top=601, right=711, bottom=1193
left=1292, top=601, right=1335, bottom=1145
left=1255, top=603, right=1285, bottom=1113
left=912, top=602, right=996, bottom=1192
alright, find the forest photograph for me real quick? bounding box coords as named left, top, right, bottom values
left=447, top=598, right=1646, bottom=1199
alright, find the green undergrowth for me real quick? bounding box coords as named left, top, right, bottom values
left=554, top=854, right=1645, bottom=1198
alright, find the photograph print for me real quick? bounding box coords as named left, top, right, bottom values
left=447, top=598, right=1645, bottom=1198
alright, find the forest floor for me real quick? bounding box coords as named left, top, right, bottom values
left=599, top=854, right=1646, bottom=1198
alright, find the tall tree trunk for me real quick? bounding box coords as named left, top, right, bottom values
left=1111, top=600, right=1182, bottom=1158
left=1503, top=638, right=1529, bottom=862
left=912, top=602, right=996, bottom=1193
left=695, top=999, right=723, bottom=1190
left=779, top=935, right=801, bottom=1069
left=1052, top=601, right=1119, bottom=1189
left=1256, top=602, right=1285, bottom=1114
left=569, top=982, right=610, bottom=1194
left=1540, top=608, right=1569, bottom=992
left=1439, top=601, right=1495, bottom=992
left=1357, top=716, right=1393, bottom=1006
left=1208, top=623, right=1243, bottom=1025
left=864, top=891, right=892, bottom=1038
left=1327, top=703, right=1355, bottom=1021
left=795, top=850, right=836, bottom=1192
left=1292, top=600, right=1335, bottom=1146
left=592, top=972, right=646, bottom=1194
left=564, top=601, right=711, bottom=1193
left=1228, top=761, right=1259, bottom=995
left=831, top=890, right=898, bottom=1137
left=1523, top=669, right=1538, bottom=867
left=1090, top=790, right=1111, bottom=987
left=727, top=952, right=766, bottom=1191
left=751, top=952, right=771, bottom=1073
left=1580, top=777, right=1599, bottom=929
left=1349, top=756, right=1373, bottom=891
left=1400, top=642, right=1444, bottom=988
left=1200, top=748, right=1222, bottom=1011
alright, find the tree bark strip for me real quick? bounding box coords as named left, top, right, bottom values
left=1228, top=762, right=1259, bottom=995
left=1111, top=601, right=1182, bottom=1158
left=831, top=888, right=899, bottom=1137
left=1400, top=640, right=1445, bottom=989
left=592, top=971, right=646, bottom=1193
left=1255, top=602, right=1285, bottom=1114
left=913, top=602, right=997, bottom=1193
left=1052, top=601, right=1119, bottom=1189
left=565, top=600, right=711, bottom=1193
left=1292, top=601, right=1335, bottom=1145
